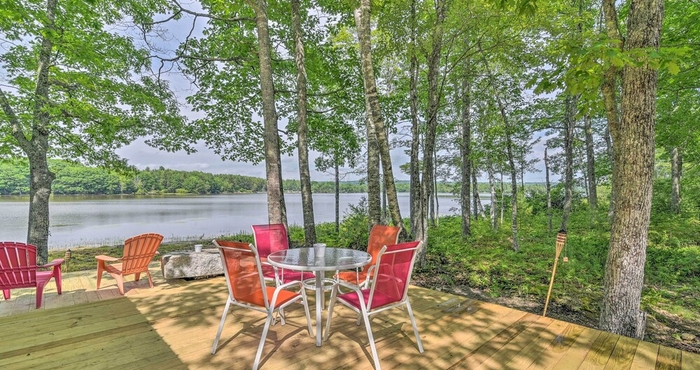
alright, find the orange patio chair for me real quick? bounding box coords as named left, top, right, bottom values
left=252, top=224, right=310, bottom=284
left=1, top=242, right=64, bottom=309
left=335, top=224, right=400, bottom=288
left=325, top=241, right=424, bottom=370
left=95, top=233, right=163, bottom=295
left=211, top=241, right=312, bottom=370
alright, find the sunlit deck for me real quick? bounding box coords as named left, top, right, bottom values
left=1, top=264, right=699, bottom=369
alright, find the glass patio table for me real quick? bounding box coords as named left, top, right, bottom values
left=267, top=247, right=371, bottom=347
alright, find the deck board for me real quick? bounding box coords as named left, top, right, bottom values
left=0, top=264, right=697, bottom=369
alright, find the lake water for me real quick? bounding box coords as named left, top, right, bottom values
left=0, top=193, right=470, bottom=249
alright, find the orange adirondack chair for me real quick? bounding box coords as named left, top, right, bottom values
left=1, top=241, right=64, bottom=309
left=335, top=225, right=400, bottom=288
left=96, top=233, right=163, bottom=295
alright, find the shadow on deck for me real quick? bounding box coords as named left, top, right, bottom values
left=1, top=264, right=699, bottom=369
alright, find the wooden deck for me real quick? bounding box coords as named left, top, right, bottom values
left=1, top=264, right=699, bottom=369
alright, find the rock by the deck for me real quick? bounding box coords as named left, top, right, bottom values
left=160, top=249, right=223, bottom=279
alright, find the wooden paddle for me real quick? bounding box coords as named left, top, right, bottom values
left=543, top=231, right=567, bottom=317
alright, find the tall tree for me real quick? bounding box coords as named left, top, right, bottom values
left=0, top=0, right=187, bottom=263
left=599, top=0, right=664, bottom=339
left=354, top=0, right=404, bottom=231
left=291, top=0, right=316, bottom=245
left=246, top=0, right=287, bottom=225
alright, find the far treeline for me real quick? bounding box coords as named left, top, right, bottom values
left=0, top=160, right=464, bottom=195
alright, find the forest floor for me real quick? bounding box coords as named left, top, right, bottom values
left=412, top=266, right=700, bottom=355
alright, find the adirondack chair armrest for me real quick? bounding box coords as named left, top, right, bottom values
left=40, top=258, right=64, bottom=270
left=95, top=255, right=120, bottom=262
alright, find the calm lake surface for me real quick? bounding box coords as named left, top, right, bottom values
left=0, top=193, right=473, bottom=249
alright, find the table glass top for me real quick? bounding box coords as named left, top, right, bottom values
left=267, top=247, right=371, bottom=272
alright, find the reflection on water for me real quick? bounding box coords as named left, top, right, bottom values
left=0, top=193, right=476, bottom=249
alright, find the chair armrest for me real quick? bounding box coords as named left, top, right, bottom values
left=40, top=259, right=64, bottom=269
left=95, top=255, right=120, bottom=262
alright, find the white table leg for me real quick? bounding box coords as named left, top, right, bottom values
left=315, top=271, right=323, bottom=346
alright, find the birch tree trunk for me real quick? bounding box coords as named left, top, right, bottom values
left=355, top=1, right=404, bottom=231
left=366, top=111, right=382, bottom=226
left=560, top=94, right=577, bottom=232
left=671, top=147, right=681, bottom=214
left=335, top=160, right=340, bottom=232
left=417, top=0, right=447, bottom=263
left=461, top=77, right=472, bottom=237
left=291, top=0, right=315, bottom=245
left=248, top=0, right=287, bottom=225
left=599, top=0, right=664, bottom=339
left=584, top=115, right=598, bottom=209
left=487, top=160, right=498, bottom=229
left=545, top=145, right=553, bottom=233
left=409, top=0, right=422, bottom=241
left=480, top=45, right=519, bottom=251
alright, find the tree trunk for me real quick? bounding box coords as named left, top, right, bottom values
left=670, top=147, right=681, bottom=214
left=500, top=173, right=505, bottom=225
left=599, top=0, right=663, bottom=340
left=335, top=160, right=340, bottom=233
left=355, top=2, right=404, bottom=232
left=479, top=45, right=519, bottom=251
left=0, top=0, right=59, bottom=264
left=365, top=111, right=382, bottom=226
left=560, top=94, right=577, bottom=232
left=585, top=115, right=598, bottom=209
left=601, top=0, right=621, bottom=221
left=291, top=0, right=315, bottom=245
left=248, top=0, right=287, bottom=226
left=460, top=77, right=472, bottom=237
left=416, top=0, right=447, bottom=264
left=409, top=0, right=421, bottom=241
left=487, top=159, right=497, bottom=229
left=431, top=152, right=437, bottom=226
left=545, top=145, right=552, bottom=233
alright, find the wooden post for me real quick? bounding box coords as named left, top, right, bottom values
left=543, top=231, right=567, bottom=317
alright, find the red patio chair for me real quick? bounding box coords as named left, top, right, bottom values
left=325, top=241, right=424, bottom=370
left=252, top=224, right=310, bottom=284
left=335, top=224, right=400, bottom=288
left=211, top=241, right=312, bottom=370
left=1, top=241, right=64, bottom=309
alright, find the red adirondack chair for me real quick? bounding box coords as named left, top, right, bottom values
left=0, top=242, right=64, bottom=309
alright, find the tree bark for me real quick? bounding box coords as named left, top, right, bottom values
left=599, top=0, right=664, bottom=340
left=335, top=159, right=340, bottom=232
left=601, top=0, right=621, bottom=220
left=545, top=145, right=552, bottom=233
left=365, top=111, right=382, bottom=226
left=291, top=0, right=315, bottom=245
left=355, top=1, right=404, bottom=232
left=487, top=159, right=498, bottom=229
left=584, top=115, right=598, bottom=209
left=461, top=77, right=472, bottom=237
left=409, top=0, right=422, bottom=241
left=248, top=0, right=287, bottom=226
left=479, top=45, right=519, bottom=251
left=670, top=147, right=681, bottom=214
left=560, top=94, right=577, bottom=232
left=0, top=0, right=59, bottom=264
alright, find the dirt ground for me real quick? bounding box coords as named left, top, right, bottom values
left=412, top=271, right=700, bottom=355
